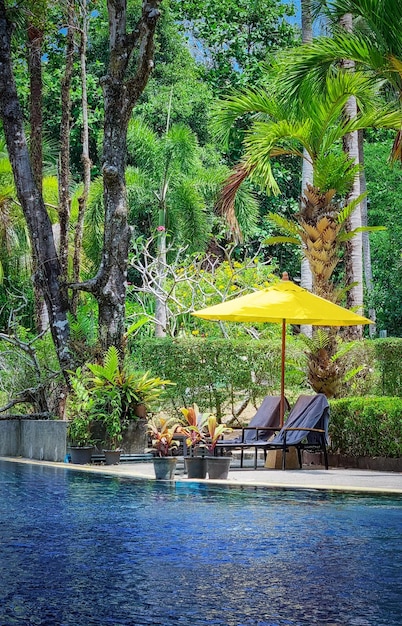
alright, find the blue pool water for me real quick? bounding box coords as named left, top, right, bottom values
left=0, top=461, right=401, bottom=626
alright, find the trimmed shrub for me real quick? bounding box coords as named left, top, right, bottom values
left=329, top=397, right=402, bottom=458
left=131, top=337, right=306, bottom=417
left=373, top=338, right=402, bottom=396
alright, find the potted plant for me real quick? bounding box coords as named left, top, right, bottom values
left=147, top=416, right=180, bottom=480
left=67, top=369, right=96, bottom=464
left=204, top=415, right=232, bottom=479
left=69, top=347, right=175, bottom=460
left=179, top=404, right=209, bottom=479
left=98, top=399, right=124, bottom=465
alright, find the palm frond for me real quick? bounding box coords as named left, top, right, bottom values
left=126, top=167, right=155, bottom=222
left=337, top=193, right=367, bottom=225
left=314, top=151, right=359, bottom=196
left=278, top=33, right=391, bottom=100
left=300, top=328, right=331, bottom=352
left=233, top=181, right=259, bottom=238
left=127, top=117, right=159, bottom=172
left=266, top=212, right=300, bottom=237
left=211, top=89, right=280, bottom=147
left=338, top=225, right=386, bottom=242
left=264, top=236, right=300, bottom=245
left=216, top=163, right=251, bottom=241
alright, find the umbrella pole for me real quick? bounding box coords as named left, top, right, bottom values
left=280, top=319, right=286, bottom=427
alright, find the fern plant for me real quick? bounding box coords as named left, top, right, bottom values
left=68, top=347, right=175, bottom=449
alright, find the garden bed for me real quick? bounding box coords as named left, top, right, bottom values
left=303, top=451, right=402, bottom=473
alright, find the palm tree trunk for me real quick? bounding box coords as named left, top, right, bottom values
left=301, top=0, right=313, bottom=337
left=340, top=13, right=363, bottom=338
left=359, top=130, right=376, bottom=336
left=155, top=224, right=167, bottom=337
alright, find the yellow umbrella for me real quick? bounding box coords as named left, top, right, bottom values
left=192, top=273, right=373, bottom=425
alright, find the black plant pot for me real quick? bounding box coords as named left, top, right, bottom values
left=152, top=457, right=177, bottom=480
left=207, top=456, right=231, bottom=480
left=103, top=450, right=121, bottom=465
left=70, top=446, right=94, bottom=465
left=184, top=456, right=208, bottom=479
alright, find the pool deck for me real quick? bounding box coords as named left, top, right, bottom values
left=2, top=456, right=401, bottom=494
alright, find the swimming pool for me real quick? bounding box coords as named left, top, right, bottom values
left=0, top=460, right=401, bottom=626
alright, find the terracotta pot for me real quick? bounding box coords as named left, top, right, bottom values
left=134, top=403, right=147, bottom=419
left=152, top=457, right=177, bottom=480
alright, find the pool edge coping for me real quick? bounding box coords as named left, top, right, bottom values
left=1, top=456, right=401, bottom=495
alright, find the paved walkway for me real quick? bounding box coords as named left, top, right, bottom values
left=2, top=456, right=401, bottom=494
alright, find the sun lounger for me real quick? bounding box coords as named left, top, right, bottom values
left=264, top=394, right=330, bottom=470
left=215, top=395, right=290, bottom=468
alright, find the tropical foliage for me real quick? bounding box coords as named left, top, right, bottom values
left=147, top=415, right=181, bottom=457
left=0, top=0, right=401, bottom=415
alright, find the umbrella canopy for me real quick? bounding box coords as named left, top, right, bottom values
left=192, top=274, right=373, bottom=425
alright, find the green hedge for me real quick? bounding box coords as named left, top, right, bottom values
left=329, top=397, right=402, bottom=458
left=129, top=336, right=402, bottom=421
left=373, top=338, right=402, bottom=396
left=131, top=337, right=305, bottom=417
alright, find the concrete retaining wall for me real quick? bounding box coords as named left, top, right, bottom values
left=0, top=420, right=67, bottom=462
left=0, top=421, right=20, bottom=457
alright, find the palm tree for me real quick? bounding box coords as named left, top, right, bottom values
left=278, top=0, right=402, bottom=156
left=266, top=187, right=366, bottom=302
left=213, top=74, right=399, bottom=394
left=275, top=1, right=402, bottom=325
left=213, top=73, right=399, bottom=249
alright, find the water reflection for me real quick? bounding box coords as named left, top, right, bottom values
left=0, top=460, right=401, bottom=626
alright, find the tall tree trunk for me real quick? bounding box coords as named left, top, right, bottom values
left=27, top=21, right=47, bottom=333
left=28, top=24, right=43, bottom=193
left=0, top=3, right=71, bottom=373
left=301, top=0, right=313, bottom=43
left=91, top=0, right=161, bottom=351
left=72, top=1, right=91, bottom=315
left=300, top=0, right=313, bottom=337
left=359, top=130, right=376, bottom=336
left=155, top=224, right=167, bottom=337
left=58, top=0, right=75, bottom=300
left=340, top=13, right=363, bottom=338
left=154, top=88, right=172, bottom=337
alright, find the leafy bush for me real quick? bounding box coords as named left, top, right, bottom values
left=131, top=337, right=306, bottom=418
left=337, top=340, right=379, bottom=397
left=329, top=397, right=402, bottom=458
left=130, top=337, right=402, bottom=421
left=373, top=338, right=402, bottom=396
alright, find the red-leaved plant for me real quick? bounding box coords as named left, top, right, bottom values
left=148, top=416, right=180, bottom=457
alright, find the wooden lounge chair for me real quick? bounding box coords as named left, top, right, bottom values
left=264, top=394, right=330, bottom=470
left=215, top=395, right=290, bottom=468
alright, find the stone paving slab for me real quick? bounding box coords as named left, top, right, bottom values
left=1, top=456, right=401, bottom=494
